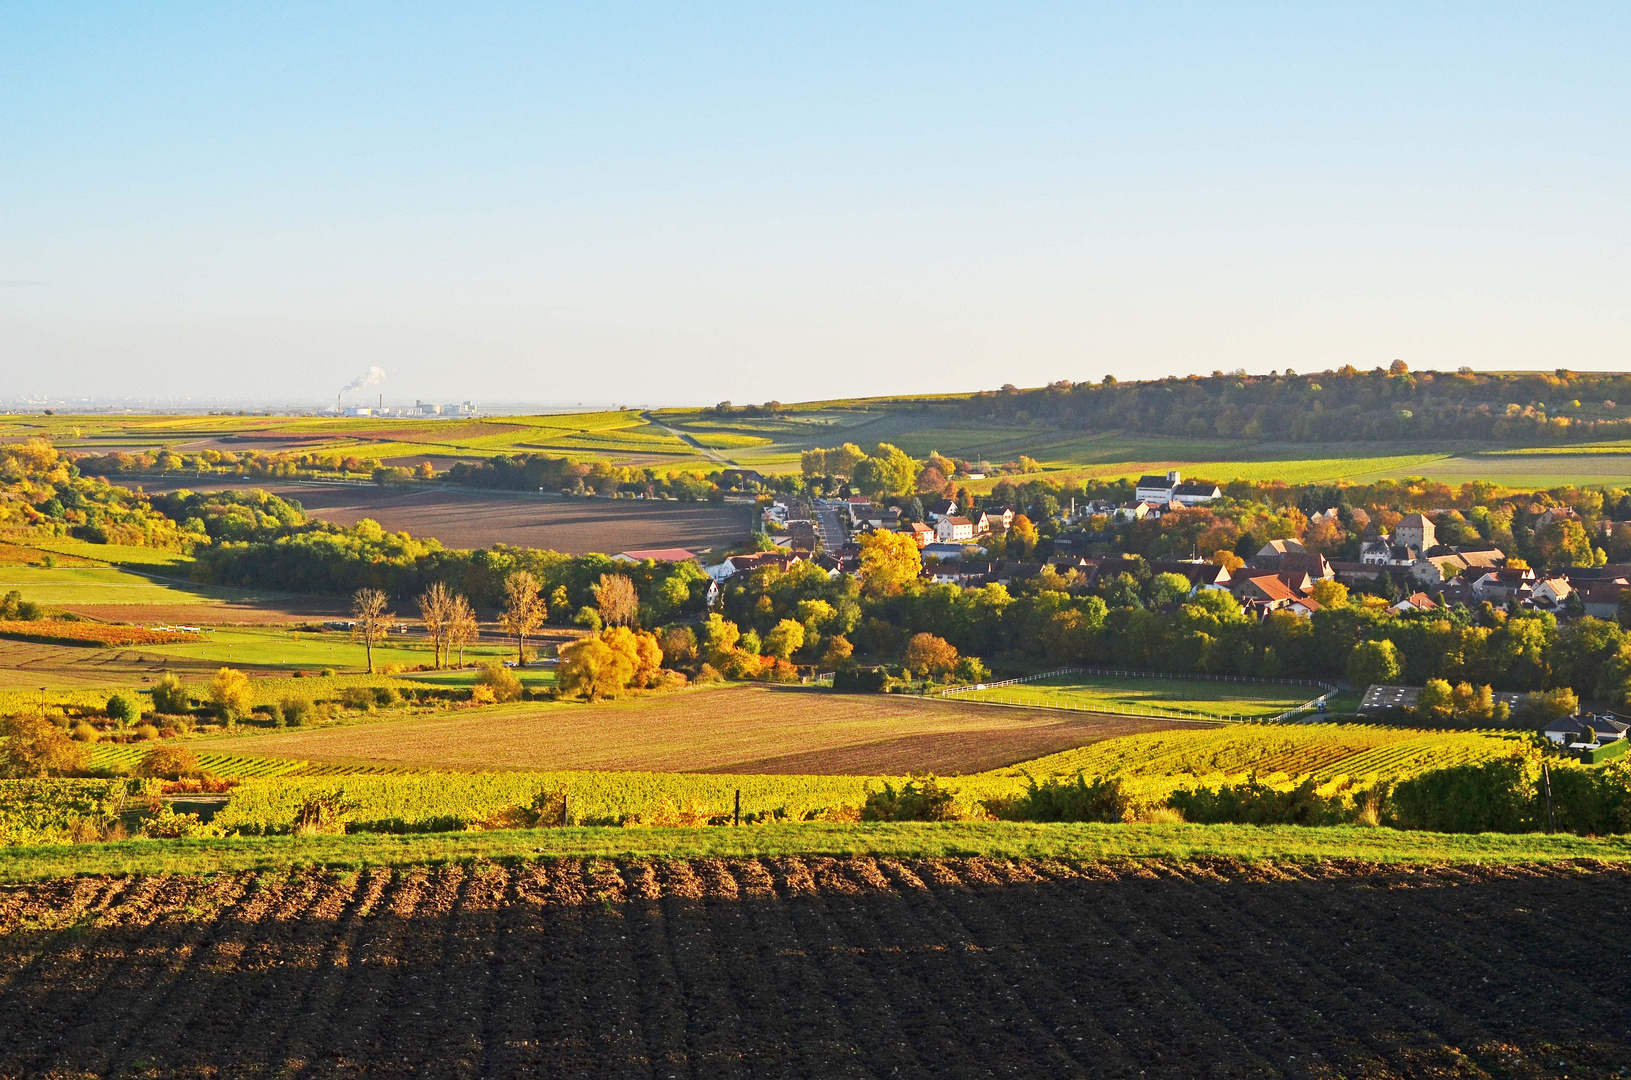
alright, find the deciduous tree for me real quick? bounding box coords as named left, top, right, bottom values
left=595, top=573, right=639, bottom=628
left=500, top=571, right=546, bottom=665
left=416, top=581, right=455, bottom=668
left=350, top=588, right=392, bottom=674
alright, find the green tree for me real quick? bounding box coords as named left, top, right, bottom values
left=1346, top=639, right=1402, bottom=688
left=858, top=530, right=922, bottom=596
left=763, top=619, right=806, bottom=661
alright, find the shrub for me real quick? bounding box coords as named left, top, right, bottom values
left=0, top=713, right=90, bottom=777
left=277, top=695, right=312, bottom=726
left=292, top=791, right=358, bottom=836
left=139, top=805, right=211, bottom=839
left=69, top=721, right=99, bottom=743
left=374, top=686, right=403, bottom=707
left=105, top=693, right=140, bottom=725
left=134, top=723, right=160, bottom=741
left=1169, top=779, right=1352, bottom=826
left=150, top=673, right=190, bottom=714
left=985, top=773, right=1128, bottom=823
left=1387, top=754, right=1539, bottom=833
left=694, top=663, right=723, bottom=685
left=861, top=775, right=959, bottom=822
left=339, top=686, right=376, bottom=711
left=475, top=662, right=523, bottom=703
left=137, top=743, right=200, bottom=780
left=833, top=666, right=889, bottom=693
left=468, top=684, right=497, bottom=706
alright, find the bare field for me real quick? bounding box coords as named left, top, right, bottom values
left=202, top=684, right=1192, bottom=774
left=0, top=858, right=1623, bottom=1078
left=134, top=479, right=754, bottom=554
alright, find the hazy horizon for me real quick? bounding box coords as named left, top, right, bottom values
left=5, top=4, right=1629, bottom=405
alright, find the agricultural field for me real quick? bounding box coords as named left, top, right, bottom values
left=0, top=857, right=1623, bottom=1077
left=988, top=723, right=1527, bottom=802
left=132, top=478, right=756, bottom=555
left=198, top=684, right=1189, bottom=775
left=956, top=672, right=1321, bottom=720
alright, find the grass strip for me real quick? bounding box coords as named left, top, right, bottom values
left=0, top=822, right=1626, bottom=882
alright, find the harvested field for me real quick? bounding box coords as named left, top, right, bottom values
left=133, top=478, right=754, bottom=554
left=0, top=858, right=1623, bottom=1078
left=202, top=685, right=1192, bottom=774
left=50, top=600, right=352, bottom=626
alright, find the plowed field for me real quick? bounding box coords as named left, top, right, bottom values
left=0, top=858, right=1624, bottom=1078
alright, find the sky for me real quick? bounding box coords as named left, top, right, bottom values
left=2, top=3, right=1629, bottom=407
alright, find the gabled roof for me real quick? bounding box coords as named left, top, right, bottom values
left=613, top=548, right=698, bottom=563
left=1173, top=481, right=1221, bottom=497
left=943, top=516, right=973, bottom=527
left=1135, top=474, right=1175, bottom=488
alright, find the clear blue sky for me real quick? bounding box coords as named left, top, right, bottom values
left=3, top=3, right=1628, bottom=406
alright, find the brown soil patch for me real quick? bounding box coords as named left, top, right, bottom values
left=203, top=685, right=1193, bottom=774
left=133, top=479, right=754, bottom=554
left=0, top=858, right=1623, bottom=1077
left=51, top=599, right=350, bottom=625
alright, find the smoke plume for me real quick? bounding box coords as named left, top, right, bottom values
left=339, top=366, right=387, bottom=397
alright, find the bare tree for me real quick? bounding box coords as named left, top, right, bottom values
left=350, top=588, right=393, bottom=674
left=447, top=595, right=479, bottom=666
left=500, top=571, right=547, bottom=665
left=595, top=573, right=639, bottom=628
left=416, top=582, right=455, bottom=668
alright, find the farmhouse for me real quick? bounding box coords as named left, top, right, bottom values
left=906, top=521, right=935, bottom=547
left=1388, top=592, right=1439, bottom=614
left=1172, top=480, right=1222, bottom=506
left=1469, top=566, right=1536, bottom=602
left=1530, top=576, right=1574, bottom=609
left=705, top=551, right=802, bottom=581
left=1134, top=471, right=1183, bottom=504
left=1149, top=559, right=1232, bottom=591
left=935, top=516, right=976, bottom=542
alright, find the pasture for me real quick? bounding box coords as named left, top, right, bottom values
left=199, top=684, right=1189, bottom=775
left=955, top=672, right=1318, bottom=720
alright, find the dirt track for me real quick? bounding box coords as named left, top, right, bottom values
left=0, top=858, right=1625, bottom=1078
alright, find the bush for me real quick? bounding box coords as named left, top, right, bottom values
left=137, top=743, right=200, bottom=780
left=833, top=666, right=889, bottom=693
left=984, top=773, right=1128, bottom=823
left=339, top=686, right=376, bottom=711
left=468, top=684, right=497, bottom=706
left=150, top=673, right=190, bottom=715
left=374, top=686, right=403, bottom=707
left=292, top=791, right=357, bottom=836
left=0, top=713, right=90, bottom=777
left=1387, top=754, right=1539, bottom=833
left=278, top=695, right=312, bottom=726
left=1169, top=779, right=1352, bottom=826
left=861, top=775, right=959, bottom=822
left=134, top=723, right=160, bottom=741
left=105, top=693, right=140, bottom=726
left=69, top=721, right=100, bottom=743
left=475, top=662, right=523, bottom=703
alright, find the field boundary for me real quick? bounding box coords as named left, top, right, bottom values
left=942, top=666, right=1339, bottom=724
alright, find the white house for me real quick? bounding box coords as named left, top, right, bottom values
left=1531, top=576, right=1574, bottom=608
left=1544, top=714, right=1629, bottom=750
left=935, top=516, right=975, bottom=542
left=1172, top=481, right=1222, bottom=506
left=1134, top=471, right=1182, bottom=504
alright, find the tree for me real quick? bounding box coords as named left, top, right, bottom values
left=0, top=713, right=89, bottom=778
left=105, top=693, right=140, bottom=727
left=475, top=661, right=523, bottom=703
left=700, top=613, right=741, bottom=664
left=660, top=625, right=697, bottom=665
left=137, top=743, right=200, bottom=780
left=416, top=582, right=455, bottom=669
left=1515, top=687, right=1578, bottom=725
left=500, top=571, right=547, bottom=665
left=1213, top=549, right=1245, bottom=574
left=595, top=573, right=639, bottom=628
left=904, top=632, right=959, bottom=678
left=351, top=588, right=392, bottom=674
left=208, top=667, right=253, bottom=721
left=1004, top=513, right=1039, bottom=558
left=1309, top=579, right=1350, bottom=608
left=603, top=626, right=664, bottom=686
left=764, top=619, right=806, bottom=661
left=1346, top=639, right=1402, bottom=688
left=1416, top=678, right=1454, bottom=723
left=446, top=595, right=479, bottom=666
left=821, top=634, right=854, bottom=668
left=556, top=628, right=660, bottom=700
left=858, top=530, right=922, bottom=595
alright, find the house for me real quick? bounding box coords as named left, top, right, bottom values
left=1544, top=714, right=1629, bottom=749
left=935, top=516, right=976, bottom=543
left=988, top=507, right=1017, bottom=531
left=611, top=548, right=698, bottom=564
left=1278, top=552, right=1335, bottom=581
left=1534, top=506, right=1582, bottom=532
left=1362, top=537, right=1420, bottom=567
left=1134, top=471, right=1183, bottom=504
left=1149, top=559, right=1233, bottom=591
left=921, top=542, right=971, bottom=561
left=926, top=499, right=958, bottom=522
left=1393, top=513, right=1437, bottom=552
left=1231, top=574, right=1300, bottom=612
left=1114, top=502, right=1157, bottom=522
left=1172, top=480, right=1222, bottom=506
left=1286, top=596, right=1322, bottom=618
left=907, top=521, right=936, bottom=547
left=1250, top=538, right=1308, bottom=568
left=1469, top=566, right=1537, bottom=602
left=704, top=551, right=802, bottom=582
left=1411, top=547, right=1505, bottom=584
left=1577, top=579, right=1630, bottom=620
left=1389, top=592, right=1439, bottom=614
left=972, top=511, right=995, bottom=536
left=1531, top=576, right=1574, bottom=609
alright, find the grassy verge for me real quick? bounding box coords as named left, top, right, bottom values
left=1, top=822, right=1626, bottom=882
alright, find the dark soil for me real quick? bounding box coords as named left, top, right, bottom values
left=0, top=858, right=1625, bottom=1078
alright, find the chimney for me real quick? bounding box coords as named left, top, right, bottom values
left=1167, top=470, right=1181, bottom=484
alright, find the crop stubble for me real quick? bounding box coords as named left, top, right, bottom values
left=0, top=858, right=1625, bottom=1078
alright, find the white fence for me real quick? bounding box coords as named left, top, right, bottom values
left=941, top=666, right=1339, bottom=725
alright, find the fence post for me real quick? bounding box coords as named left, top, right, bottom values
left=734, top=789, right=741, bottom=827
